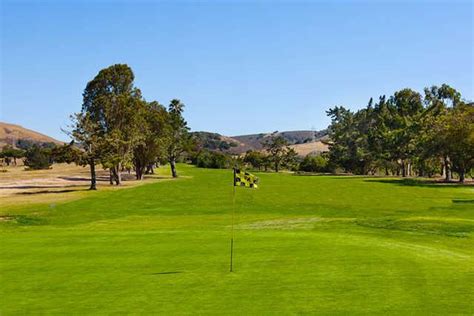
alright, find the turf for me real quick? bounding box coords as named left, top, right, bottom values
left=1, top=164, right=473, bottom=314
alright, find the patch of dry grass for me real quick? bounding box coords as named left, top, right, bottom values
left=0, top=163, right=170, bottom=208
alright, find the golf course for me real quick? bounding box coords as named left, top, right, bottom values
left=1, top=164, right=473, bottom=314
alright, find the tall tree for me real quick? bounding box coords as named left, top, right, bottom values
left=71, top=112, right=103, bottom=190
left=165, top=99, right=190, bottom=178
left=133, top=101, right=169, bottom=180
left=423, top=84, right=464, bottom=181
left=80, top=64, right=142, bottom=185
left=388, top=88, right=424, bottom=177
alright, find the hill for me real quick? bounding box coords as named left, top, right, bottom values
left=0, top=122, right=63, bottom=148
left=194, top=129, right=329, bottom=156
left=1, top=121, right=328, bottom=156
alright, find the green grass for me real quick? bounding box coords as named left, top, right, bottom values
left=1, top=164, right=473, bottom=314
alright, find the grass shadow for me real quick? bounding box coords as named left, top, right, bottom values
left=149, top=271, right=183, bottom=275
left=452, top=199, right=474, bottom=204
left=364, top=178, right=469, bottom=188
left=15, top=189, right=88, bottom=195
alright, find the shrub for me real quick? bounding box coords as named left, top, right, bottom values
left=24, top=145, right=53, bottom=170
left=299, top=154, right=329, bottom=173
left=195, top=150, right=233, bottom=169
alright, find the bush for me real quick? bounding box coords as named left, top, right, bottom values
left=299, top=154, right=329, bottom=173
left=24, top=145, right=53, bottom=170
left=194, top=150, right=233, bottom=169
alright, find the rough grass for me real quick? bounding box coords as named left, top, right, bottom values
left=1, top=164, right=473, bottom=314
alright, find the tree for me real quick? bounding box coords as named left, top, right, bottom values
left=71, top=112, right=103, bottom=190
left=194, top=150, right=233, bottom=169
left=429, top=103, right=474, bottom=182
left=388, top=88, right=424, bottom=177
left=24, top=145, right=53, bottom=170
left=243, top=150, right=267, bottom=170
left=0, top=145, right=25, bottom=166
left=132, top=101, right=169, bottom=180
left=423, top=84, right=463, bottom=181
left=262, top=133, right=289, bottom=172
left=80, top=64, right=143, bottom=185
left=299, top=154, right=329, bottom=172
left=165, top=99, right=190, bottom=178
left=283, top=147, right=298, bottom=171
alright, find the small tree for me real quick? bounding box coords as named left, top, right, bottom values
left=283, top=147, right=298, bottom=171
left=244, top=150, right=267, bottom=170
left=1, top=145, right=25, bottom=166
left=262, top=133, right=288, bottom=172
left=299, top=154, right=329, bottom=172
left=24, top=145, right=53, bottom=170
left=70, top=112, right=103, bottom=190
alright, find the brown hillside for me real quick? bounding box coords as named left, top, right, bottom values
left=289, top=141, right=329, bottom=156
left=0, top=122, right=63, bottom=148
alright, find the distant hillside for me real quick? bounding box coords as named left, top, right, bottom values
left=1, top=122, right=328, bottom=156
left=0, top=122, right=63, bottom=148
left=194, top=129, right=329, bottom=156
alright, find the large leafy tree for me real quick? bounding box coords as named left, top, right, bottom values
left=133, top=101, right=169, bottom=180
left=388, top=88, right=424, bottom=177
left=80, top=64, right=142, bottom=185
left=422, top=84, right=464, bottom=181
left=426, top=103, right=474, bottom=182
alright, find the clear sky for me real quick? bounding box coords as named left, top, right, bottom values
left=1, top=0, right=473, bottom=141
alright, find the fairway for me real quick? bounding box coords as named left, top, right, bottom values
left=1, top=164, right=473, bottom=314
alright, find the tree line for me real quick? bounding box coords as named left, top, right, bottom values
left=325, top=84, right=473, bottom=182
left=55, top=64, right=191, bottom=189
left=3, top=69, right=471, bottom=184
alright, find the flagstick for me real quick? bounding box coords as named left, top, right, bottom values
left=230, top=169, right=236, bottom=272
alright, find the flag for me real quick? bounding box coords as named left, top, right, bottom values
left=234, top=168, right=259, bottom=188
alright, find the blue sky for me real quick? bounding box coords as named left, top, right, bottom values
left=1, top=0, right=473, bottom=141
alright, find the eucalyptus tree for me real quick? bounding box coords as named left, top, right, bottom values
left=80, top=64, right=143, bottom=185
left=423, top=84, right=464, bottom=181
left=388, top=88, right=424, bottom=177
left=133, top=101, right=169, bottom=180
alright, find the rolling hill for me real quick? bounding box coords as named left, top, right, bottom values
left=193, top=129, right=329, bottom=156
left=1, top=121, right=328, bottom=156
left=0, top=122, right=63, bottom=148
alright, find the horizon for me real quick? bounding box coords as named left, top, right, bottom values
left=1, top=1, right=473, bottom=142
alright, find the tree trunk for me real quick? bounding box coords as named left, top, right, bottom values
left=89, top=159, right=97, bottom=190
left=401, top=160, right=407, bottom=177
left=444, top=156, right=451, bottom=182
left=135, top=164, right=145, bottom=180
left=109, top=169, right=114, bottom=185
left=115, top=165, right=121, bottom=185
left=170, top=158, right=178, bottom=178
left=459, top=170, right=465, bottom=183
left=111, top=166, right=121, bottom=185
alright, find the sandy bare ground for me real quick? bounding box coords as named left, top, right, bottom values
left=0, top=164, right=101, bottom=196
left=0, top=163, right=167, bottom=208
